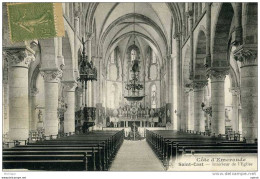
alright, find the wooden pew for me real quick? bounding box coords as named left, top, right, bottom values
left=3, top=130, right=124, bottom=171
left=3, top=147, right=99, bottom=171
left=146, top=129, right=258, bottom=170
left=3, top=153, right=90, bottom=171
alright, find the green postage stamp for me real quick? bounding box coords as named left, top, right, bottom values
left=7, top=3, right=65, bottom=42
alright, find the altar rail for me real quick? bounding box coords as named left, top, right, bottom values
left=102, top=127, right=131, bottom=137
left=138, top=127, right=166, bottom=137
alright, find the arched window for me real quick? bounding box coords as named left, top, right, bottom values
left=110, top=84, right=116, bottom=109
left=131, top=49, right=137, bottom=62
left=152, top=50, right=157, bottom=64
left=151, top=84, right=157, bottom=108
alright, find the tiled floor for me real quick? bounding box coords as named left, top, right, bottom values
left=109, top=139, right=165, bottom=171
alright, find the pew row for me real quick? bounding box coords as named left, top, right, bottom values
left=146, top=130, right=257, bottom=171
left=3, top=130, right=124, bottom=171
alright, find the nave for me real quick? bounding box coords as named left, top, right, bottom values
left=2, top=2, right=258, bottom=172
left=110, top=140, right=164, bottom=171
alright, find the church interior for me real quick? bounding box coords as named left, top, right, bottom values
left=2, top=2, right=258, bottom=171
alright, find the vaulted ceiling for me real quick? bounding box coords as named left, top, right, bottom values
left=84, top=2, right=183, bottom=65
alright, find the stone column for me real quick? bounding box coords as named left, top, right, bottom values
left=193, top=81, right=207, bottom=132
left=205, top=3, right=211, bottom=67
left=63, top=82, right=77, bottom=134
left=86, top=33, right=93, bottom=107
left=82, top=81, right=86, bottom=106
left=188, top=90, right=194, bottom=131
left=41, top=69, right=62, bottom=138
left=229, top=87, right=240, bottom=132
left=234, top=45, right=257, bottom=142
left=186, top=7, right=194, bottom=79
left=30, top=88, right=39, bottom=131
left=77, top=87, right=83, bottom=110
left=173, top=33, right=182, bottom=131
left=74, top=11, right=80, bottom=68
left=3, top=59, right=9, bottom=135
left=207, top=69, right=229, bottom=135
left=182, top=87, right=191, bottom=131
left=4, top=47, right=35, bottom=141
left=232, top=3, right=242, bottom=46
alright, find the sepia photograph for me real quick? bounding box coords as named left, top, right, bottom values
left=1, top=1, right=258, bottom=177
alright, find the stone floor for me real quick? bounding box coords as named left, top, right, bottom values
left=109, top=139, right=165, bottom=171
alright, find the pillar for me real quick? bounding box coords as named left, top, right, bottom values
left=82, top=81, right=86, bottom=106
left=63, top=82, right=77, bottom=134
left=205, top=3, right=211, bottom=67
left=193, top=81, right=207, bottom=132
left=234, top=45, right=257, bottom=142
left=229, top=87, right=240, bottom=132
left=4, top=47, right=35, bottom=140
left=173, top=32, right=182, bottom=131
left=77, top=87, right=83, bottom=110
left=86, top=33, right=93, bottom=107
left=182, top=88, right=191, bottom=131
left=186, top=5, right=194, bottom=79
left=74, top=11, right=80, bottom=69
left=41, top=69, right=62, bottom=138
left=3, top=60, right=9, bottom=135
left=30, top=88, right=39, bottom=131
left=207, top=69, right=229, bottom=135
left=188, top=90, right=194, bottom=131
left=232, top=3, right=242, bottom=46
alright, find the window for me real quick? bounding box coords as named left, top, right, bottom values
left=131, top=49, right=137, bottom=62
left=152, top=51, right=157, bottom=64
left=110, top=84, right=116, bottom=108
left=151, top=84, right=157, bottom=108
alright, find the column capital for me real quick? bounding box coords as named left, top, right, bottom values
left=191, top=81, right=208, bottom=90
left=173, top=32, right=182, bottom=40
left=3, top=47, right=35, bottom=68
left=233, top=45, right=257, bottom=67
left=206, top=67, right=229, bottom=81
left=74, top=10, right=81, bottom=18
left=185, top=9, right=193, bottom=18
left=40, top=68, right=63, bottom=83
left=63, top=81, right=78, bottom=92
left=86, top=32, right=94, bottom=41
left=30, top=87, right=39, bottom=96
left=229, top=87, right=240, bottom=96
left=184, top=86, right=193, bottom=93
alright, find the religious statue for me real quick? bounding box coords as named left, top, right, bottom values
left=132, top=59, right=140, bottom=73
left=38, top=109, right=43, bottom=122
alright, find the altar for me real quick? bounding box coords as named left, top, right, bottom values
left=108, top=117, right=159, bottom=128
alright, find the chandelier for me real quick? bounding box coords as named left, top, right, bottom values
left=124, top=2, right=145, bottom=102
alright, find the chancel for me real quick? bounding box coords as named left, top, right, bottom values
left=2, top=2, right=258, bottom=172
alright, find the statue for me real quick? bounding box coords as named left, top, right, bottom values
left=132, top=59, right=139, bottom=72
left=38, top=109, right=43, bottom=122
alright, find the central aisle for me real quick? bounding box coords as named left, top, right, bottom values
left=110, top=140, right=165, bottom=171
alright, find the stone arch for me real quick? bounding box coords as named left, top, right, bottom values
left=106, top=32, right=163, bottom=67
left=194, top=30, right=207, bottom=80
left=212, top=3, right=234, bottom=67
